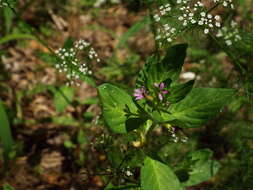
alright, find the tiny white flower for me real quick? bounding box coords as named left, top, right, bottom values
left=126, top=170, right=133, bottom=176
left=204, top=28, right=209, bottom=34
left=198, top=20, right=204, bottom=25
left=223, top=1, right=228, bottom=6
left=215, top=22, right=221, bottom=27
left=225, top=40, right=232, bottom=46
left=178, top=16, right=184, bottom=21
left=200, top=12, right=206, bottom=17
left=191, top=19, right=196, bottom=24
left=215, top=15, right=220, bottom=20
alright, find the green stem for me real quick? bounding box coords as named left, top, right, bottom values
left=146, top=1, right=160, bottom=59
left=209, top=33, right=246, bottom=74
left=6, top=1, right=54, bottom=54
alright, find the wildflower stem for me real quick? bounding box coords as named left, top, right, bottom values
left=206, top=3, right=221, bottom=14
left=147, top=1, right=161, bottom=58
left=209, top=33, right=246, bottom=74
left=5, top=1, right=55, bottom=54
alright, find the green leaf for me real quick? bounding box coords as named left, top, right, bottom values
left=107, top=146, right=124, bottom=168
left=167, top=80, right=194, bottom=103
left=117, top=16, right=150, bottom=48
left=98, top=83, right=138, bottom=133
left=0, top=100, right=14, bottom=161
left=3, top=184, right=15, bottom=190
left=136, top=44, right=188, bottom=89
left=168, top=88, right=236, bottom=128
left=0, top=33, right=35, bottom=45
left=160, top=43, right=188, bottom=82
left=52, top=116, right=78, bottom=126
left=126, top=117, right=147, bottom=132
left=36, top=52, right=58, bottom=65
left=141, top=157, right=184, bottom=190
left=64, top=140, right=76, bottom=149
left=77, top=130, right=87, bottom=145
left=180, top=149, right=220, bottom=187
left=4, top=7, right=14, bottom=34
left=53, top=86, right=74, bottom=113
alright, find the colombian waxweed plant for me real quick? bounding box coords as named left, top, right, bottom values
left=97, top=46, right=236, bottom=189
left=96, top=0, right=241, bottom=189
left=0, top=0, right=250, bottom=189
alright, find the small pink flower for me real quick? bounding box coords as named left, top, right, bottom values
left=133, top=86, right=146, bottom=100
left=154, top=82, right=168, bottom=101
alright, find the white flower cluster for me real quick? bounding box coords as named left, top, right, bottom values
left=94, top=0, right=120, bottom=7
left=169, top=127, right=188, bottom=143
left=156, top=24, right=176, bottom=42
left=153, top=0, right=226, bottom=44
left=0, top=0, right=7, bottom=7
left=194, top=12, right=221, bottom=34
left=153, top=4, right=176, bottom=43
left=177, top=1, right=222, bottom=32
left=216, top=20, right=242, bottom=46
left=55, top=40, right=100, bottom=86
left=213, top=0, right=234, bottom=9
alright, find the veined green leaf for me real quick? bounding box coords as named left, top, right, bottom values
left=180, top=149, right=220, bottom=187
left=167, top=80, right=194, bottom=103
left=141, top=157, right=184, bottom=190
left=136, top=44, right=188, bottom=89
left=0, top=100, right=14, bottom=161
left=160, top=43, right=188, bottom=82
left=98, top=83, right=138, bottom=133
left=168, top=88, right=236, bottom=128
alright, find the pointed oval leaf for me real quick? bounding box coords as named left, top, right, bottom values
left=141, top=157, right=184, bottom=190
left=180, top=149, right=220, bottom=187
left=136, top=44, right=188, bottom=89
left=168, top=88, right=236, bottom=128
left=98, top=83, right=138, bottom=134
left=167, top=80, right=194, bottom=103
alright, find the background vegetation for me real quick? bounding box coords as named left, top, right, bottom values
left=0, top=0, right=253, bottom=189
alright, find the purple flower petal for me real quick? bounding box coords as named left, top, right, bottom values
left=133, top=87, right=146, bottom=100
left=162, top=90, right=168, bottom=94
left=159, top=82, right=165, bottom=90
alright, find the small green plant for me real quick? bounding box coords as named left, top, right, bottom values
left=97, top=44, right=235, bottom=189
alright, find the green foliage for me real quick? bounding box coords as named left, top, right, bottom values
left=98, top=83, right=139, bottom=133
left=179, top=149, right=220, bottom=187
left=3, top=184, right=15, bottom=190
left=96, top=43, right=239, bottom=187
left=1, top=0, right=252, bottom=189
left=141, top=157, right=183, bottom=190
left=166, top=80, right=194, bottom=103
left=0, top=100, right=14, bottom=162
left=168, top=88, right=236, bottom=128
left=52, top=86, right=74, bottom=113
left=3, top=7, right=14, bottom=34
left=117, top=16, right=150, bottom=48
left=136, top=44, right=187, bottom=89
left=0, top=33, right=35, bottom=45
